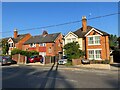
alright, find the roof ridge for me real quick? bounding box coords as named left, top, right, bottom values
left=32, top=32, right=61, bottom=37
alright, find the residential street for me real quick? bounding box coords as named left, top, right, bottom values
left=1, top=64, right=120, bottom=89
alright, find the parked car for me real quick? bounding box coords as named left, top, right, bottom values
left=28, top=55, right=43, bottom=63
left=0, top=56, right=12, bottom=65
left=81, top=59, right=90, bottom=64
left=58, top=56, right=67, bottom=65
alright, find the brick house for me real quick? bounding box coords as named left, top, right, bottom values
left=23, top=31, right=63, bottom=57
left=7, top=29, right=31, bottom=55
left=64, top=16, right=110, bottom=60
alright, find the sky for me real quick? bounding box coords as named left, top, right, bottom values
left=2, top=2, right=119, bottom=38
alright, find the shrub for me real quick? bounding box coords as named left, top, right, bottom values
left=101, top=60, right=110, bottom=64
left=90, top=59, right=110, bottom=64
left=11, top=48, right=22, bottom=55
left=11, top=49, right=39, bottom=57
left=65, top=60, right=72, bottom=66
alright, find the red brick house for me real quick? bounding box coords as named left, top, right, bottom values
left=7, top=29, right=31, bottom=55
left=23, top=31, right=63, bottom=57
left=64, top=16, right=110, bottom=60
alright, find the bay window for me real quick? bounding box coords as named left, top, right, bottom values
left=88, top=49, right=101, bottom=60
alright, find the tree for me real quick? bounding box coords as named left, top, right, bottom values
left=109, top=34, right=118, bottom=48
left=64, top=42, right=85, bottom=60
left=1, top=39, right=9, bottom=55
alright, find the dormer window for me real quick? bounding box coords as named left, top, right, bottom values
left=29, top=43, right=36, bottom=47
left=39, top=43, right=46, bottom=47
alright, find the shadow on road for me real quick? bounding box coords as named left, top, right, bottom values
left=40, top=63, right=55, bottom=88
left=2, top=62, right=74, bottom=89
left=40, top=62, right=74, bottom=88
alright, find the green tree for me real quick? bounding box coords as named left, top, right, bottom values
left=64, top=42, right=85, bottom=60
left=109, top=34, right=118, bottom=48
left=1, top=39, right=9, bottom=55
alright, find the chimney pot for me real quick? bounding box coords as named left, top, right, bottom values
left=82, top=16, right=86, bottom=20
left=42, top=30, right=48, bottom=36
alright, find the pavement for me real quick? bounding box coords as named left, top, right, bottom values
left=7, top=62, right=120, bottom=71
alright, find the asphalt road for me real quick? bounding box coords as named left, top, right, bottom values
left=1, top=64, right=120, bottom=89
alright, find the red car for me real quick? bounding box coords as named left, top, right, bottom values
left=28, top=55, right=43, bottom=63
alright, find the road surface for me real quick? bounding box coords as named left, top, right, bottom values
left=1, top=64, right=120, bottom=89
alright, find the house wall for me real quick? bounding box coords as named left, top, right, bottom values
left=16, top=34, right=31, bottom=50
left=78, top=38, right=83, bottom=50
left=8, top=38, right=15, bottom=54
left=85, top=30, right=110, bottom=60
left=64, top=32, right=82, bottom=50
left=8, top=34, right=31, bottom=55
left=23, top=33, right=63, bottom=57
left=46, top=43, right=55, bottom=56
left=54, top=33, right=63, bottom=55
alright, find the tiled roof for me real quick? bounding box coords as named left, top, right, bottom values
left=0, top=34, right=29, bottom=43
left=73, top=26, right=109, bottom=38
left=24, top=33, right=61, bottom=44
left=12, top=34, right=29, bottom=43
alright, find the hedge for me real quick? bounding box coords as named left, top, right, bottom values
left=11, top=48, right=39, bottom=57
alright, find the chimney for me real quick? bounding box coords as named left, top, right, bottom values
left=42, top=30, right=48, bottom=36
left=14, top=29, right=18, bottom=38
left=82, top=16, right=87, bottom=32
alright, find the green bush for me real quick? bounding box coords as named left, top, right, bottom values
left=11, top=48, right=22, bottom=55
left=101, top=60, right=110, bottom=64
left=11, top=49, right=39, bottom=57
left=65, top=60, right=72, bottom=66
left=90, top=59, right=110, bottom=64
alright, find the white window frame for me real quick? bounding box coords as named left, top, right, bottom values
left=87, top=35, right=101, bottom=45
left=88, top=49, right=102, bottom=60
left=39, top=43, right=46, bottom=47
left=29, top=43, right=36, bottom=47
left=8, top=42, right=14, bottom=48
left=66, top=38, right=77, bottom=43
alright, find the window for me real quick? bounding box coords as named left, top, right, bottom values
left=39, top=43, right=46, bottom=47
left=88, top=50, right=94, bottom=59
left=88, top=36, right=100, bottom=45
left=88, top=50, right=101, bottom=60
left=88, top=37, right=94, bottom=44
left=72, top=38, right=76, bottom=42
left=66, top=38, right=77, bottom=43
left=67, top=39, right=71, bottom=43
left=48, top=47, right=52, bottom=53
left=95, top=50, right=101, bottom=59
left=9, top=43, right=13, bottom=47
left=29, top=43, right=36, bottom=47
left=95, top=36, right=100, bottom=44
